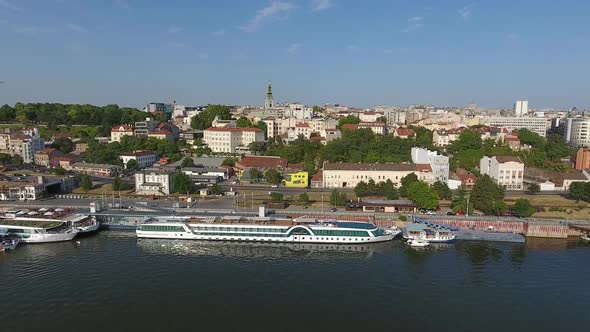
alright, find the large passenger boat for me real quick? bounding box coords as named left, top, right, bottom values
left=136, top=217, right=395, bottom=244
left=0, top=219, right=78, bottom=243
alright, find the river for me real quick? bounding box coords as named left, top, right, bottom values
left=1, top=232, right=589, bottom=332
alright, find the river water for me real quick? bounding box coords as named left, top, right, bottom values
left=1, top=232, right=589, bottom=332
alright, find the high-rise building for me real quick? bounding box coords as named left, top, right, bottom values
left=559, top=118, right=590, bottom=147
left=575, top=147, right=590, bottom=170
left=264, top=81, right=274, bottom=109
left=514, top=100, right=528, bottom=117
left=483, top=116, right=546, bottom=137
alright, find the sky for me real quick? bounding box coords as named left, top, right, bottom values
left=0, top=0, right=589, bottom=110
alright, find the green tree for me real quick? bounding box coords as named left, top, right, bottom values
left=299, top=192, right=310, bottom=207
left=513, top=198, right=536, bottom=218
left=431, top=181, right=452, bottom=200
left=376, top=116, right=387, bottom=124
left=515, top=129, right=545, bottom=148
left=126, top=159, right=138, bottom=171
left=399, top=173, right=418, bottom=197
left=451, top=188, right=471, bottom=214
left=210, top=183, right=223, bottom=195
left=527, top=183, right=540, bottom=195
left=80, top=174, right=93, bottom=191
left=190, top=104, right=231, bottom=130
left=264, top=169, right=283, bottom=184
left=51, top=137, right=74, bottom=154
left=312, top=105, right=323, bottom=113
left=270, top=192, right=284, bottom=202
left=222, top=157, right=236, bottom=167
left=112, top=176, right=123, bottom=191
left=249, top=167, right=261, bottom=182
left=407, top=181, right=439, bottom=210
left=173, top=171, right=193, bottom=193
left=569, top=182, right=590, bottom=201
left=449, top=129, right=482, bottom=154
left=236, top=116, right=253, bottom=128
left=337, top=115, right=361, bottom=128
left=330, top=189, right=347, bottom=206
left=471, top=174, right=506, bottom=215
left=53, top=167, right=66, bottom=176
left=181, top=157, right=195, bottom=168
left=354, top=181, right=370, bottom=197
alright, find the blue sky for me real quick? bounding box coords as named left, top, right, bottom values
left=0, top=0, right=589, bottom=109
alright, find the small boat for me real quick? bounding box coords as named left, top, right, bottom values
left=403, top=223, right=456, bottom=243
left=582, top=235, right=590, bottom=241
left=384, top=226, right=402, bottom=237
left=1, top=236, right=20, bottom=251
left=407, top=239, right=429, bottom=247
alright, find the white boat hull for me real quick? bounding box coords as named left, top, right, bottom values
left=75, top=222, right=100, bottom=233
left=136, top=231, right=395, bottom=244
left=20, top=232, right=78, bottom=243
left=582, top=235, right=590, bottom=241
left=403, top=233, right=456, bottom=243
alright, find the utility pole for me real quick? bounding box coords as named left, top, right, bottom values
left=466, top=195, right=470, bottom=217
left=321, top=194, right=324, bottom=213
left=251, top=192, right=254, bottom=211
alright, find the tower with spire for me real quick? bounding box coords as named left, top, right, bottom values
left=265, top=81, right=274, bottom=109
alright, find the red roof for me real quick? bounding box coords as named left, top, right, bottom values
left=359, top=121, right=386, bottom=128
left=341, top=124, right=359, bottom=130
left=10, top=134, right=32, bottom=140
left=51, top=154, right=79, bottom=162
left=235, top=156, right=288, bottom=169
left=457, top=173, right=477, bottom=182
left=121, top=150, right=156, bottom=157
left=53, top=133, right=72, bottom=139
left=36, top=148, right=58, bottom=155
left=416, top=164, right=432, bottom=172
left=111, top=125, right=134, bottom=132
left=205, top=127, right=263, bottom=132
left=310, top=136, right=326, bottom=141
left=396, top=128, right=415, bottom=136
left=311, top=170, right=323, bottom=182
left=295, top=123, right=310, bottom=128
left=506, top=137, right=520, bottom=142
left=149, top=130, right=172, bottom=135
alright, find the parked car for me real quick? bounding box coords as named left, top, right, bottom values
left=426, top=210, right=436, bottom=215
left=271, top=184, right=278, bottom=188
left=330, top=208, right=337, bottom=212
left=446, top=211, right=455, bottom=216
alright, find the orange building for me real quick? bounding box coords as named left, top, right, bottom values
left=575, top=147, right=590, bottom=170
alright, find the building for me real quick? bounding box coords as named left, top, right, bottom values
left=358, top=122, right=387, bottom=135
left=7, top=132, right=44, bottom=164
left=361, top=199, right=417, bottom=213
left=358, top=112, right=383, bottom=122
left=120, top=150, right=157, bottom=169
left=394, top=128, right=415, bottom=139
left=135, top=169, right=174, bottom=196
left=111, top=125, right=134, bottom=142
left=50, top=154, right=80, bottom=170
left=235, top=156, right=288, bottom=170
left=148, top=130, right=174, bottom=141
left=287, top=123, right=312, bottom=142
left=322, top=162, right=428, bottom=188
left=375, top=106, right=406, bottom=125
left=0, top=176, right=77, bottom=201
left=432, top=128, right=463, bottom=147
left=144, top=102, right=174, bottom=114
left=34, top=148, right=63, bottom=167
left=559, top=118, right=590, bottom=147
left=134, top=117, right=159, bottom=137
left=482, top=117, right=546, bottom=137
left=203, top=127, right=265, bottom=153
left=74, top=142, right=89, bottom=153
left=479, top=156, right=524, bottom=190
left=514, top=100, right=529, bottom=117
left=72, top=162, right=122, bottom=177
left=265, top=81, right=274, bottom=109
left=182, top=166, right=229, bottom=183
left=281, top=171, right=308, bottom=188
left=410, top=147, right=449, bottom=183
left=321, top=128, right=341, bottom=143
left=575, top=147, right=590, bottom=170
left=560, top=172, right=589, bottom=191
left=457, top=173, right=477, bottom=189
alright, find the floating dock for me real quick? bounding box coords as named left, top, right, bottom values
left=456, top=229, right=525, bottom=243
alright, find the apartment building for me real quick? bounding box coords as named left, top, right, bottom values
left=120, top=150, right=157, bottom=169
left=34, top=148, right=63, bottom=167
left=203, top=127, right=265, bottom=153
left=111, top=125, right=134, bottom=142
left=134, top=169, right=174, bottom=196
left=480, top=156, right=524, bottom=190
left=482, top=116, right=547, bottom=138
left=559, top=118, right=590, bottom=147
left=72, top=162, right=122, bottom=177
left=411, top=147, right=449, bottom=183
left=8, top=133, right=44, bottom=164
left=322, top=162, right=432, bottom=188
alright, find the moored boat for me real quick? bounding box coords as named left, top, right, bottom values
left=406, top=238, right=429, bottom=247
left=0, top=220, right=78, bottom=243
left=1, top=235, right=20, bottom=251
left=136, top=217, right=395, bottom=244
left=403, top=223, right=456, bottom=243
left=582, top=235, right=590, bottom=241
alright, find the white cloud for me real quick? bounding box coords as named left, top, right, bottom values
left=66, top=23, right=88, bottom=33
left=0, top=0, right=20, bottom=11
left=311, top=0, right=333, bottom=12
left=212, top=29, right=225, bottom=36
left=402, top=17, right=424, bottom=33
left=287, top=43, right=302, bottom=53
left=240, top=1, right=296, bottom=32
left=459, top=4, right=474, bottom=20
left=168, top=26, right=183, bottom=34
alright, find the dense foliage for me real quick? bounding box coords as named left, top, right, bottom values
left=337, top=115, right=360, bottom=128
left=569, top=182, right=590, bottom=202
left=84, top=136, right=183, bottom=165
left=0, top=153, right=23, bottom=166
left=330, top=189, right=347, bottom=206
left=51, top=137, right=74, bottom=154
left=190, top=105, right=231, bottom=130
left=354, top=179, right=399, bottom=199
left=431, top=181, right=452, bottom=200
left=406, top=181, right=439, bottom=210
left=471, top=175, right=506, bottom=215
left=512, top=198, right=536, bottom=218
left=173, top=171, right=193, bottom=193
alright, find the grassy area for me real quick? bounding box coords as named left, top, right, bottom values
left=506, top=194, right=590, bottom=219
left=73, top=183, right=133, bottom=195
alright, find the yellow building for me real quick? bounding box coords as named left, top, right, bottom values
left=282, top=171, right=308, bottom=188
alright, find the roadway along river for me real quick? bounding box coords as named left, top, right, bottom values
left=1, top=232, right=589, bottom=331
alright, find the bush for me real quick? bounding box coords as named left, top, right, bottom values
left=398, top=215, right=407, bottom=222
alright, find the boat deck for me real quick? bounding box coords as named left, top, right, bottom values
left=0, top=219, right=64, bottom=229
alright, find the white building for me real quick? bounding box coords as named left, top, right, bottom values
left=203, top=127, right=265, bottom=153
left=375, top=106, right=406, bottom=125
left=120, top=150, right=157, bottom=169
left=559, top=118, right=590, bottom=147
left=483, top=116, right=546, bottom=137
left=134, top=118, right=158, bottom=137
left=8, top=133, right=44, bottom=164
left=411, top=147, right=449, bottom=183
left=287, top=123, right=312, bottom=142
left=359, top=111, right=383, bottom=123
left=480, top=156, right=524, bottom=190
left=287, top=103, right=313, bottom=120
left=135, top=169, right=174, bottom=196
left=514, top=100, right=529, bottom=117
left=322, top=162, right=432, bottom=188
left=111, top=125, right=135, bottom=142
left=144, top=102, right=174, bottom=114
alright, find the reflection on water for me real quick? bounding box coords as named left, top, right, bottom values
left=136, top=238, right=395, bottom=260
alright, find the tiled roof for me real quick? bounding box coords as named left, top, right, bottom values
left=416, top=164, right=432, bottom=172
left=36, top=148, right=58, bottom=155
left=341, top=124, right=359, bottom=130
left=236, top=156, right=288, bottom=169
left=205, top=127, right=263, bottom=132
left=323, top=162, right=418, bottom=172
left=495, top=156, right=523, bottom=164
left=111, top=125, right=134, bottom=132
left=53, top=133, right=72, bottom=139
left=396, top=128, right=415, bottom=136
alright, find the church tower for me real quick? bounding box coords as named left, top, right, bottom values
left=264, top=81, right=274, bottom=109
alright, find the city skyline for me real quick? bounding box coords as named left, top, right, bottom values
left=0, top=0, right=589, bottom=109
